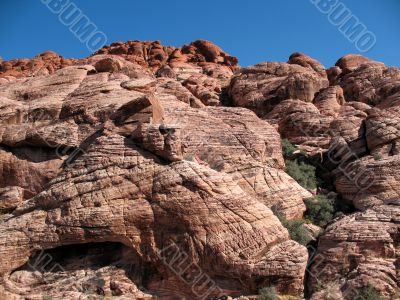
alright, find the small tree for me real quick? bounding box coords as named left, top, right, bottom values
left=349, top=285, right=384, bottom=300
left=259, top=286, right=278, bottom=300
left=304, top=193, right=336, bottom=227
left=282, top=138, right=297, bottom=158
left=285, top=159, right=317, bottom=190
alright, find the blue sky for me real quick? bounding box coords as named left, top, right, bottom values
left=1, top=0, right=399, bottom=67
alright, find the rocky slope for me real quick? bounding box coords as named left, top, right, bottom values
left=0, top=40, right=399, bottom=299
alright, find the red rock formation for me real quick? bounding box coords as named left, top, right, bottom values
left=0, top=51, right=76, bottom=79
left=227, top=52, right=400, bottom=298
left=2, top=41, right=400, bottom=299
left=94, top=39, right=238, bottom=72
left=228, top=60, right=329, bottom=118
left=0, top=48, right=309, bottom=299
left=335, top=54, right=385, bottom=73
left=309, top=205, right=400, bottom=299
left=288, top=52, right=326, bottom=77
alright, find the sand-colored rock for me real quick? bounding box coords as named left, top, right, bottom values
left=309, top=205, right=400, bottom=299
left=0, top=47, right=309, bottom=299
left=4, top=40, right=400, bottom=299
left=228, top=61, right=329, bottom=118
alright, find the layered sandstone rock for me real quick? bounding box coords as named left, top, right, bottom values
left=227, top=52, right=400, bottom=299
left=309, top=205, right=400, bottom=299
left=0, top=44, right=310, bottom=299
left=228, top=60, right=329, bottom=118
left=335, top=54, right=385, bottom=74
left=3, top=41, right=400, bottom=299
left=266, top=99, right=332, bottom=154
left=94, top=39, right=238, bottom=71
left=334, top=57, right=400, bottom=106
left=288, top=52, right=326, bottom=77
left=0, top=51, right=76, bottom=79
left=0, top=186, right=24, bottom=213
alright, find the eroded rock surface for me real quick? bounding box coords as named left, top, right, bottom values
left=2, top=42, right=400, bottom=299
left=0, top=42, right=310, bottom=299
left=228, top=52, right=400, bottom=299
left=309, top=205, right=400, bottom=299
left=228, top=61, right=329, bottom=117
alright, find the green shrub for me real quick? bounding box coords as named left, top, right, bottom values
left=285, top=159, right=317, bottom=190
left=373, top=153, right=383, bottom=161
left=274, top=212, right=312, bottom=246
left=348, top=285, right=384, bottom=300
left=259, top=286, right=278, bottom=300
left=282, top=218, right=312, bottom=246
left=282, top=138, right=297, bottom=158
left=304, top=193, right=336, bottom=227
left=281, top=138, right=318, bottom=189
left=185, top=154, right=194, bottom=161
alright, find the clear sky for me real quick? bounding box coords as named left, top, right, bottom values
left=1, top=0, right=399, bottom=68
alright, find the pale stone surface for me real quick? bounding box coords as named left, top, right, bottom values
left=225, top=52, right=400, bottom=299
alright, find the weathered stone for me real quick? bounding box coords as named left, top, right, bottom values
left=309, top=205, right=400, bottom=299
left=0, top=186, right=24, bottom=213
left=288, top=52, right=326, bottom=77
left=229, top=61, right=329, bottom=117
left=0, top=47, right=310, bottom=298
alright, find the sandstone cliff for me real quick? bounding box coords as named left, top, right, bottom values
left=1, top=40, right=399, bottom=300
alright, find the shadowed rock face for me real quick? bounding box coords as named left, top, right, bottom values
left=2, top=41, right=400, bottom=299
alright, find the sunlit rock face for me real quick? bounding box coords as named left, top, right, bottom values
left=229, top=52, right=400, bottom=299
left=0, top=40, right=312, bottom=299
left=2, top=39, right=400, bottom=299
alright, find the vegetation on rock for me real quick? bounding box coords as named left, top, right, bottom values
left=282, top=139, right=318, bottom=190
left=347, top=285, right=385, bottom=300
left=304, top=193, right=337, bottom=227
left=259, top=286, right=279, bottom=300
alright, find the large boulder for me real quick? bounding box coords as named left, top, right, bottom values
left=309, top=205, right=400, bottom=299
left=228, top=61, right=329, bottom=117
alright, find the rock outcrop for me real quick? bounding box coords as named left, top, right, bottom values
left=0, top=51, right=76, bottom=79
left=309, top=205, right=400, bottom=299
left=227, top=52, right=400, bottom=299
left=2, top=41, right=400, bottom=299
left=228, top=61, right=329, bottom=118
left=0, top=42, right=312, bottom=299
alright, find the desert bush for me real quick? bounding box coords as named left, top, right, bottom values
left=285, top=159, right=317, bottom=190
left=282, top=218, right=312, bottom=246
left=373, top=153, right=383, bottom=161
left=259, top=286, right=278, bottom=300
left=348, top=285, right=384, bottom=300
left=304, top=193, right=336, bottom=227
left=282, top=138, right=297, bottom=158
left=274, top=211, right=312, bottom=246
left=281, top=139, right=318, bottom=189
left=184, top=154, right=194, bottom=161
